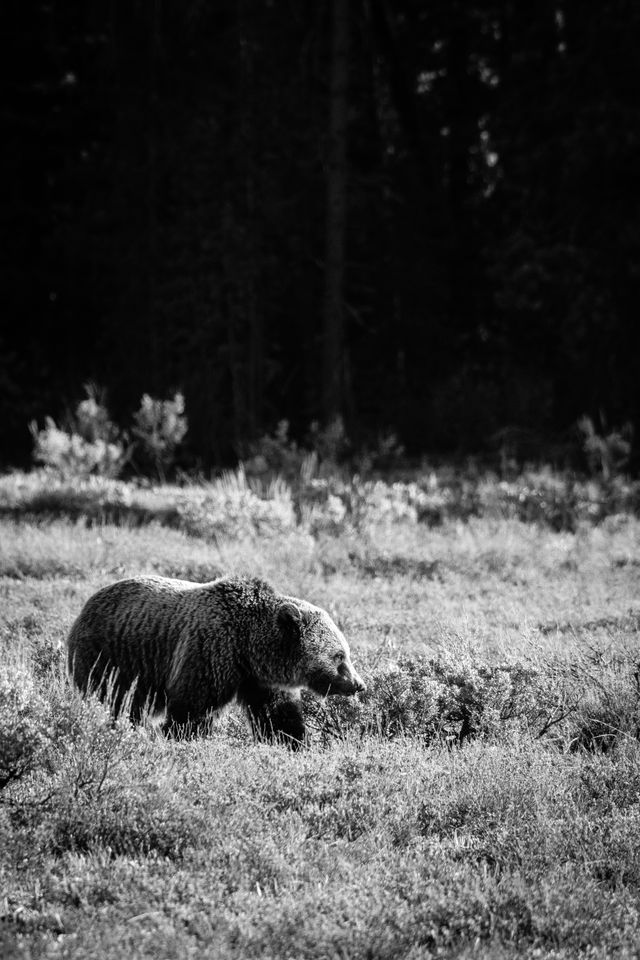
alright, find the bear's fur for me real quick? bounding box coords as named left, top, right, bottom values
left=67, top=575, right=365, bottom=746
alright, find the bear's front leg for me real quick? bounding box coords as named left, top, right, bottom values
left=238, top=683, right=305, bottom=749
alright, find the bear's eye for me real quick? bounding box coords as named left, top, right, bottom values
left=334, top=651, right=345, bottom=664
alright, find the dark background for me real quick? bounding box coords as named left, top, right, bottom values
left=2, top=0, right=639, bottom=467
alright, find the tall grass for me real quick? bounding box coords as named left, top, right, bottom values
left=2, top=466, right=640, bottom=957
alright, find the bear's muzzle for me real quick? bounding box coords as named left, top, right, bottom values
left=333, top=665, right=366, bottom=696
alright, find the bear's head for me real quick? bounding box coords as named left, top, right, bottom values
left=276, top=597, right=366, bottom=697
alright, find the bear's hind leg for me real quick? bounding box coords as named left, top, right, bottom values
left=75, top=659, right=143, bottom=725
left=238, top=683, right=305, bottom=749
left=162, top=698, right=204, bottom=739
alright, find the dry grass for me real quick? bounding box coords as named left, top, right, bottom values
left=2, top=475, right=640, bottom=959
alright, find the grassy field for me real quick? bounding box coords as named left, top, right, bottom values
left=2, top=469, right=640, bottom=959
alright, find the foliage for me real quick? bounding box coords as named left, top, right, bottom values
left=0, top=470, right=295, bottom=542
left=0, top=664, right=51, bottom=792
left=44, top=699, right=205, bottom=859
left=242, top=420, right=308, bottom=482
left=4, top=465, right=640, bottom=541
left=307, top=417, right=350, bottom=467
left=131, top=392, right=188, bottom=480
left=243, top=417, right=356, bottom=484
left=71, top=383, right=121, bottom=445
left=308, top=650, right=640, bottom=754
left=30, top=384, right=126, bottom=479
left=176, top=469, right=296, bottom=540
left=29, top=388, right=188, bottom=482
left=30, top=420, right=125, bottom=479
left=354, top=430, right=406, bottom=474
left=578, top=414, right=633, bottom=480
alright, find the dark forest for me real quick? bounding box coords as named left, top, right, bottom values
left=3, top=0, right=640, bottom=467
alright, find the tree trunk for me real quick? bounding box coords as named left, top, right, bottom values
left=323, top=0, right=349, bottom=425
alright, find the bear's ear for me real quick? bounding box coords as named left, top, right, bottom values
left=277, top=601, right=303, bottom=646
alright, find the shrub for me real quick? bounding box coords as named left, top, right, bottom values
left=176, top=468, right=296, bottom=540
left=7, top=457, right=640, bottom=534
left=307, top=416, right=350, bottom=467
left=28, top=692, right=207, bottom=859
left=29, top=386, right=188, bottom=481
left=569, top=658, right=640, bottom=753
left=354, top=430, right=406, bottom=474
left=578, top=415, right=633, bottom=480
left=0, top=665, right=51, bottom=792
left=306, top=653, right=577, bottom=746
left=242, top=420, right=310, bottom=482
left=306, top=649, right=640, bottom=755
left=131, top=392, right=188, bottom=480
left=52, top=777, right=205, bottom=859
left=243, top=417, right=352, bottom=485
left=29, top=383, right=127, bottom=479
left=73, top=383, right=120, bottom=445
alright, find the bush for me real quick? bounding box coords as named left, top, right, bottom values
left=37, top=692, right=205, bottom=858
left=29, top=421, right=126, bottom=480
left=131, top=392, right=188, bottom=480
left=0, top=685, right=206, bottom=859
left=0, top=665, right=52, bottom=792
left=354, top=430, right=406, bottom=474
left=29, top=386, right=189, bottom=482
left=242, top=420, right=310, bottom=482
left=306, top=649, right=640, bottom=755
left=51, top=776, right=205, bottom=859
left=7, top=458, right=640, bottom=535
left=578, top=415, right=633, bottom=480
left=243, top=417, right=354, bottom=485
left=29, top=383, right=127, bottom=479
left=176, top=469, right=296, bottom=540
left=306, top=653, right=579, bottom=746
left=307, top=416, right=350, bottom=467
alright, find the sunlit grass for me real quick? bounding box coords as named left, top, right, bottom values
left=2, top=470, right=640, bottom=958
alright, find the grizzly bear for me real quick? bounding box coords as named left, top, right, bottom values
left=67, top=575, right=365, bottom=746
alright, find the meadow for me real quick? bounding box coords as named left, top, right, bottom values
left=1, top=467, right=640, bottom=959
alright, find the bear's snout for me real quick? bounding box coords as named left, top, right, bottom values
left=307, top=659, right=366, bottom=698
left=338, top=663, right=366, bottom=696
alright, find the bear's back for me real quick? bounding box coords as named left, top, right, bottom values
left=67, top=575, right=276, bottom=697
left=67, top=575, right=205, bottom=693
